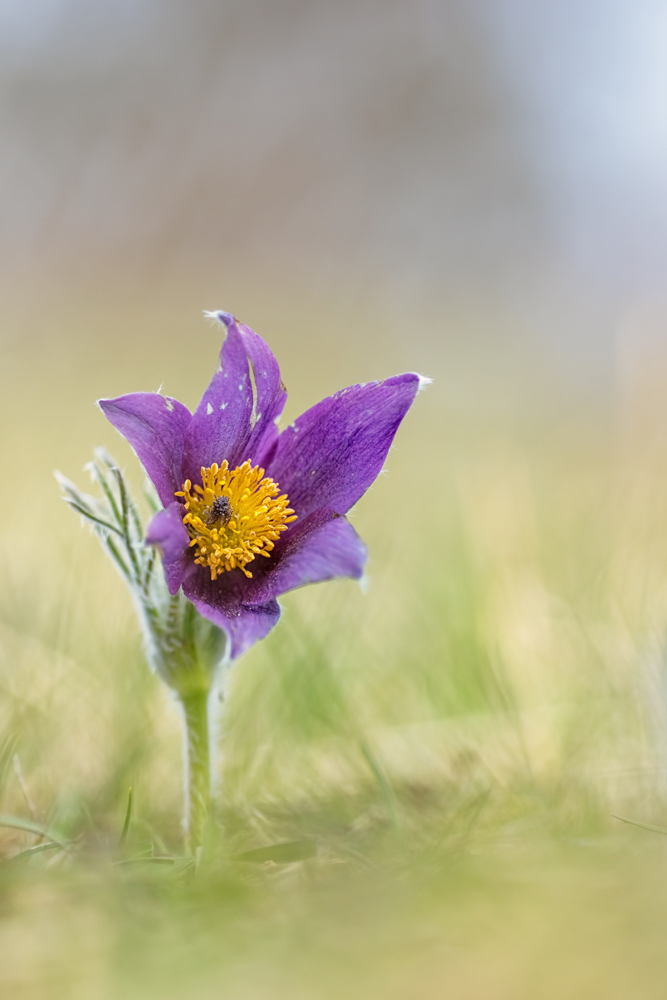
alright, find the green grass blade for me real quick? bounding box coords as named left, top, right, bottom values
left=6, top=841, right=66, bottom=863
left=113, top=856, right=191, bottom=867
left=233, top=841, right=318, bottom=864
left=0, top=815, right=71, bottom=852
left=360, top=741, right=402, bottom=838
left=118, top=787, right=133, bottom=848
left=612, top=815, right=667, bottom=835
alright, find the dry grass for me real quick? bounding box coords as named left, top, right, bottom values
left=1, top=287, right=667, bottom=996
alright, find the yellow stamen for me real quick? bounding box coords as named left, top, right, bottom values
left=175, top=460, right=297, bottom=581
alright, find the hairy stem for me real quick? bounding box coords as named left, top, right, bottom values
left=179, top=688, right=211, bottom=853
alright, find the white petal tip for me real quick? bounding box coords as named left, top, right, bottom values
left=204, top=310, right=234, bottom=327
left=417, top=375, right=432, bottom=391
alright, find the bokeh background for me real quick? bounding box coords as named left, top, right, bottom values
left=7, top=0, right=667, bottom=407
left=4, top=2, right=667, bottom=997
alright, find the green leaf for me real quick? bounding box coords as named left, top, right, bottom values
left=87, top=458, right=123, bottom=528
left=64, top=501, right=123, bottom=536
left=111, top=466, right=143, bottom=544
left=104, top=536, right=132, bottom=580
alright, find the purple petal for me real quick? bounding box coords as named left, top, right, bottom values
left=99, top=393, right=192, bottom=508
left=183, top=568, right=281, bottom=660
left=145, top=503, right=192, bottom=595
left=182, top=318, right=252, bottom=479
left=233, top=315, right=287, bottom=465
left=267, top=373, right=421, bottom=519
left=182, top=511, right=366, bottom=656
left=182, top=313, right=287, bottom=483
left=242, top=512, right=367, bottom=606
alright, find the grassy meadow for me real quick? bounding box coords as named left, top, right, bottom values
left=2, top=282, right=667, bottom=997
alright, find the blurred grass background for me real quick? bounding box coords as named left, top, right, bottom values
left=3, top=0, right=667, bottom=996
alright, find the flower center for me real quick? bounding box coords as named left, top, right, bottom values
left=175, top=460, right=297, bottom=580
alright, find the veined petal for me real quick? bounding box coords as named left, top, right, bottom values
left=183, top=569, right=281, bottom=660
left=145, top=503, right=191, bottom=595
left=227, top=313, right=288, bottom=465
left=182, top=312, right=287, bottom=482
left=242, top=511, right=367, bottom=606
left=267, top=373, right=421, bottom=518
left=99, top=393, right=192, bottom=508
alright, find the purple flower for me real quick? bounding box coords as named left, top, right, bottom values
left=99, top=312, right=424, bottom=660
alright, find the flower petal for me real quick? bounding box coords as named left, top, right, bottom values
left=99, top=393, right=192, bottom=508
left=183, top=569, right=281, bottom=660
left=267, top=373, right=421, bottom=518
left=145, top=502, right=191, bottom=595
left=241, top=511, right=367, bottom=605
left=182, top=312, right=287, bottom=483
left=225, top=313, right=288, bottom=466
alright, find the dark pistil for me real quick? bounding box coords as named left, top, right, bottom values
left=205, top=495, right=233, bottom=526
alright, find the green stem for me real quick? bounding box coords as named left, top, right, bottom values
left=179, top=688, right=211, bottom=853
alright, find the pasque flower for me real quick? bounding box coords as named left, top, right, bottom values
left=60, top=310, right=425, bottom=852
left=100, top=311, right=425, bottom=661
